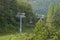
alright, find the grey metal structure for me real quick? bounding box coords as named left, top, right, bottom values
left=16, top=12, right=26, bottom=33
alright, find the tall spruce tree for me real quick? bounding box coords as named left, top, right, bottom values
left=46, top=3, right=60, bottom=40
left=33, top=20, right=48, bottom=40
left=33, top=3, right=60, bottom=40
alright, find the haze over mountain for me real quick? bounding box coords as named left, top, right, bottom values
left=27, top=0, right=60, bottom=15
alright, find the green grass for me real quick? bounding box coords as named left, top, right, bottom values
left=0, top=34, right=22, bottom=40
left=0, top=23, right=34, bottom=40
left=0, top=26, right=34, bottom=40
left=0, top=33, right=34, bottom=40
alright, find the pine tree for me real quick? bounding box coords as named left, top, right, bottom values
left=33, top=3, right=60, bottom=40
left=33, top=20, right=48, bottom=40
left=46, top=3, right=60, bottom=40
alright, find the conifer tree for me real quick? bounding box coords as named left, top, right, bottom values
left=33, top=3, right=60, bottom=40
left=33, top=20, right=48, bottom=40
left=46, top=3, right=60, bottom=40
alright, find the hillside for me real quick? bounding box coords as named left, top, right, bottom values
left=27, top=0, right=60, bottom=15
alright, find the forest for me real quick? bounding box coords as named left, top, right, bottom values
left=0, top=0, right=60, bottom=40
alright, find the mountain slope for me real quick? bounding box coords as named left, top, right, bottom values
left=27, top=0, right=60, bottom=15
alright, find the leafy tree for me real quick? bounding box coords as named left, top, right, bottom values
left=0, top=0, right=18, bottom=33
left=0, top=0, right=35, bottom=33
left=16, top=1, right=35, bottom=26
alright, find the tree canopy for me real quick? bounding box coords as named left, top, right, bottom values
left=0, top=0, right=35, bottom=33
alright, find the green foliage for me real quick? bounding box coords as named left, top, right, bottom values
left=33, top=3, right=60, bottom=40
left=0, top=33, right=34, bottom=40
left=0, top=0, right=18, bottom=33
left=16, top=1, right=34, bottom=24
left=46, top=3, right=60, bottom=40
left=0, top=0, right=34, bottom=33
left=33, top=20, right=48, bottom=40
